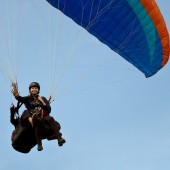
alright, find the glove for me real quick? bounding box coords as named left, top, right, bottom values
left=12, top=87, right=19, bottom=97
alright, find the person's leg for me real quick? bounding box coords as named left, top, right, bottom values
left=32, top=113, right=43, bottom=151
left=28, top=117, right=33, bottom=126
left=44, top=115, right=66, bottom=146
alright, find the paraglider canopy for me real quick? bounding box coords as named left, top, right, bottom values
left=46, top=0, right=170, bottom=77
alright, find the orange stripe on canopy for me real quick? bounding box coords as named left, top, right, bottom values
left=140, top=0, right=170, bottom=67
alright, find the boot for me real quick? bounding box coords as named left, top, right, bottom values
left=58, top=137, right=66, bottom=146
left=37, top=145, right=43, bottom=151
left=37, top=141, right=43, bottom=151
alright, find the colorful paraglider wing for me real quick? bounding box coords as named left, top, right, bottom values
left=46, top=0, right=170, bottom=77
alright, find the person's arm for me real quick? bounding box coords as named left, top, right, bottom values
left=15, top=95, right=29, bottom=103
left=38, top=96, right=51, bottom=114
left=11, top=86, right=29, bottom=103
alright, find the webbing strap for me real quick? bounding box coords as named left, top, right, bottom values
left=16, top=101, right=23, bottom=117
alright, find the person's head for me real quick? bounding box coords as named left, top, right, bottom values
left=29, top=82, right=40, bottom=95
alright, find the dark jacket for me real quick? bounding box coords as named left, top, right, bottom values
left=15, top=95, right=51, bottom=115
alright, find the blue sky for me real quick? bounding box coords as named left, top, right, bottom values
left=0, top=1, right=170, bottom=170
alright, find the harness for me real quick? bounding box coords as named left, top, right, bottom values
left=15, top=101, right=23, bottom=118
left=32, top=107, right=44, bottom=119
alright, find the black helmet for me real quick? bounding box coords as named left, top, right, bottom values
left=29, top=82, right=40, bottom=90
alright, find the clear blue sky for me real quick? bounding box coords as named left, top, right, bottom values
left=0, top=1, right=170, bottom=170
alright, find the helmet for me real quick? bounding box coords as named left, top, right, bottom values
left=29, top=82, right=40, bottom=90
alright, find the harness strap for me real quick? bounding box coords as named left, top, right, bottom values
left=41, top=109, right=44, bottom=119
left=16, top=101, right=23, bottom=117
